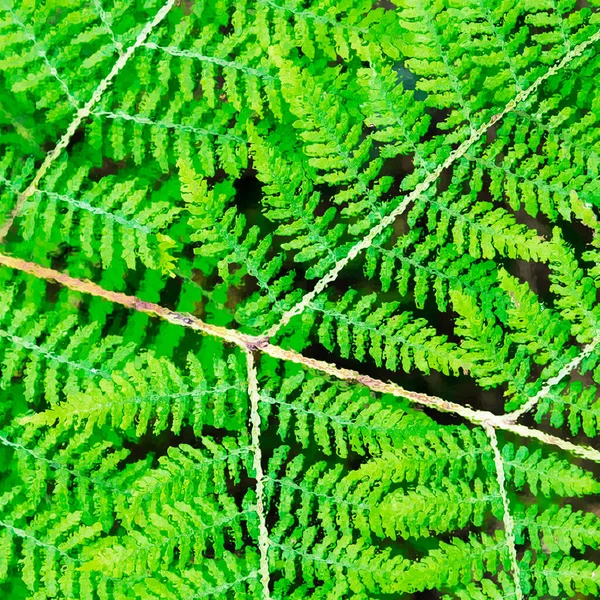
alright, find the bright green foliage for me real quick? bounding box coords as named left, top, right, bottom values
left=300, top=289, right=468, bottom=375
left=1, top=0, right=600, bottom=598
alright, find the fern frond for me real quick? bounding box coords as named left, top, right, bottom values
left=259, top=361, right=434, bottom=456
left=374, top=478, right=502, bottom=540
left=179, top=158, right=300, bottom=329
left=390, top=531, right=509, bottom=594
left=3, top=0, right=600, bottom=597
left=548, top=230, right=600, bottom=342
left=352, top=425, right=495, bottom=486
left=275, top=58, right=392, bottom=227
left=368, top=234, right=499, bottom=310
left=443, top=571, right=520, bottom=600
left=249, top=125, right=344, bottom=281
left=0, top=273, right=131, bottom=407
left=17, top=158, right=179, bottom=273
left=128, top=549, right=261, bottom=600
left=534, top=379, right=600, bottom=437
left=529, top=554, right=600, bottom=598
left=501, top=442, right=600, bottom=497
left=295, top=289, right=468, bottom=375
left=515, top=503, right=600, bottom=554
left=407, top=159, right=551, bottom=262
left=20, top=350, right=247, bottom=437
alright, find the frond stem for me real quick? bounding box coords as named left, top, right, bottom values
left=2, top=252, right=600, bottom=462
left=483, top=425, right=522, bottom=600
left=0, top=0, right=177, bottom=243
left=500, top=333, right=600, bottom=423
left=261, top=25, right=600, bottom=342
left=245, top=350, right=271, bottom=599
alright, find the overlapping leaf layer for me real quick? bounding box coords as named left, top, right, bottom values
left=1, top=0, right=600, bottom=598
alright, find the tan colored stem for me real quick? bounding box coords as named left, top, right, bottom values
left=245, top=351, right=271, bottom=599
left=2, top=252, right=600, bottom=462
left=484, top=425, right=522, bottom=600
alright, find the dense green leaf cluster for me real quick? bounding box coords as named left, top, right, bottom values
left=2, top=0, right=600, bottom=598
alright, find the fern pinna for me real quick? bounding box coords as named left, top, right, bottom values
left=2, top=0, right=600, bottom=598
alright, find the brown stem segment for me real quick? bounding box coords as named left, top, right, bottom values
left=2, top=251, right=600, bottom=463
left=0, top=253, right=248, bottom=346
